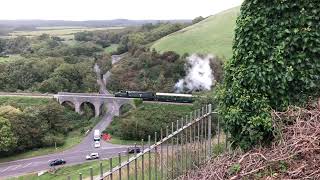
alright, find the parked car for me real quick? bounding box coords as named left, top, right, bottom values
left=94, top=141, right=101, bottom=148
left=49, top=159, right=66, bottom=166
left=86, top=153, right=99, bottom=160
left=128, top=147, right=141, bottom=154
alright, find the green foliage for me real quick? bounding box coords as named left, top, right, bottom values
left=229, top=163, right=241, bottom=175
left=106, top=103, right=193, bottom=141
left=133, top=98, right=143, bottom=107
left=109, top=48, right=186, bottom=92
left=192, top=16, right=205, bottom=24
left=0, top=38, right=6, bottom=53
left=116, top=23, right=186, bottom=54
left=0, top=98, right=92, bottom=155
left=38, top=61, right=98, bottom=93
left=5, top=36, right=31, bottom=54
left=217, top=1, right=320, bottom=149
left=0, top=117, right=17, bottom=152
left=119, top=104, right=134, bottom=115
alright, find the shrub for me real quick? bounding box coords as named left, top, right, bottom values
left=133, top=98, right=143, bottom=107
left=217, top=1, right=320, bottom=149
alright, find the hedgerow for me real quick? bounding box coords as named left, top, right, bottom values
left=217, top=0, right=320, bottom=149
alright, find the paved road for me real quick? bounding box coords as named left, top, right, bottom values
left=0, top=102, right=128, bottom=178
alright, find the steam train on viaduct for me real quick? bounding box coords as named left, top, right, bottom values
left=114, top=90, right=193, bottom=103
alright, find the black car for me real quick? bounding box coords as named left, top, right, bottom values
left=128, top=147, right=141, bottom=154
left=49, top=159, right=66, bottom=166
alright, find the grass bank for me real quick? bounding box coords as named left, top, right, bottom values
left=151, top=6, right=240, bottom=59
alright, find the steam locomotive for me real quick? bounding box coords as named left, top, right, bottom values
left=114, top=90, right=193, bottom=103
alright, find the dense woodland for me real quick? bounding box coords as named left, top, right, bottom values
left=0, top=22, right=191, bottom=93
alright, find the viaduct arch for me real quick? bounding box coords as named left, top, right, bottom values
left=54, top=93, right=135, bottom=117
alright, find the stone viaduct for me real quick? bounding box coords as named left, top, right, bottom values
left=53, top=92, right=135, bottom=117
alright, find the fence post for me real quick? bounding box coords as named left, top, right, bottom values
left=119, top=153, right=122, bottom=180
left=79, top=173, right=82, bottom=180
left=166, top=126, right=169, bottom=180
left=127, top=148, right=130, bottom=180
left=171, top=122, right=174, bottom=179
left=109, top=158, right=113, bottom=180
left=154, top=132, right=158, bottom=180
left=67, top=175, right=71, bottom=180
left=204, top=105, right=207, bottom=160
left=141, top=139, right=145, bottom=180
left=148, top=135, right=151, bottom=180
left=160, top=128, right=163, bottom=180
left=90, top=167, right=93, bottom=180
left=176, top=120, right=179, bottom=175
left=100, top=162, right=103, bottom=179
left=134, top=143, right=138, bottom=180
left=208, top=104, right=212, bottom=158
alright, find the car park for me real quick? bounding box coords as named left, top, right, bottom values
left=49, top=159, right=66, bottom=166
left=86, top=153, right=99, bottom=160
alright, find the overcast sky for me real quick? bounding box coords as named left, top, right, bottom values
left=0, top=0, right=243, bottom=21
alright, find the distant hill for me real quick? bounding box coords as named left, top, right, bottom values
left=0, top=19, right=192, bottom=28
left=151, top=7, right=240, bottom=59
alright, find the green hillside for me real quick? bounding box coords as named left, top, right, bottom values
left=151, top=6, right=240, bottom=59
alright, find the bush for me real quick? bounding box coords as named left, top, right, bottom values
left=133, top=98, right=143, bottom=107
left=217, top=1, right=320, bottom=149
left=106, top=104, right=193, bottom=140
left=42, top=133, right=65, bottom=147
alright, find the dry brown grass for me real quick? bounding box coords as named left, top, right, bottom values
left=180, top=105, right=320, bottom=180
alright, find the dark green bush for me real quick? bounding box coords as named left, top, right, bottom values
left=217, top=1, right=320, bottom=149
left=133, top=98, right=143, bottom=107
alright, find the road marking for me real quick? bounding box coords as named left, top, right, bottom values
left=22, top=162, right=32, bottom=169
left=0, top=166, right=11, bottom=173
left=11, top=164, right=21, bottom=170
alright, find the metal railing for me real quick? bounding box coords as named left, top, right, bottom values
left=69, top=104, right=228, bottom=180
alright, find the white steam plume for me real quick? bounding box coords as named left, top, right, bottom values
left=175, top=54, right=215, bottom=93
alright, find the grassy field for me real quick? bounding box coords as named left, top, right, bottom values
left=151, top=6, right=240, bottom=59
left=0, top=55, right=22, bottom=63
left=3, top=27, right=124, bottom=41
left=0, top=96, right=51, bottom=109
left=104, top=44, right=119, bottom=54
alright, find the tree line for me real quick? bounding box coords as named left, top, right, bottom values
left=0, top=100, right=94, bottom=156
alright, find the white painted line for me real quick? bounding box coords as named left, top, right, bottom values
left=0, top=166, right=11, bottom=173
left=22, top=162, right=32, bottom=169
left=11, top=164, right=21, bottom=170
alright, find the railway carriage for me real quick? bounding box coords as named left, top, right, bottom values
left=115, top=90, right=193, bottom=103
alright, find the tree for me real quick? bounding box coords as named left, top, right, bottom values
left=0, top=38, right=6, bottom=53
left=192, top=16, right=205, bottom=24
left=217, top=1, right=320, bottom=149
left=0, top=117, right=17, bottom=152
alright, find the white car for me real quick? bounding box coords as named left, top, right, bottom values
left=86, top=153, right=99, bottom=160
left=94, top=141, right=101, bottom=148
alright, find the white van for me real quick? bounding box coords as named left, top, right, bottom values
left=93, top=129, right=100, bottom=141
